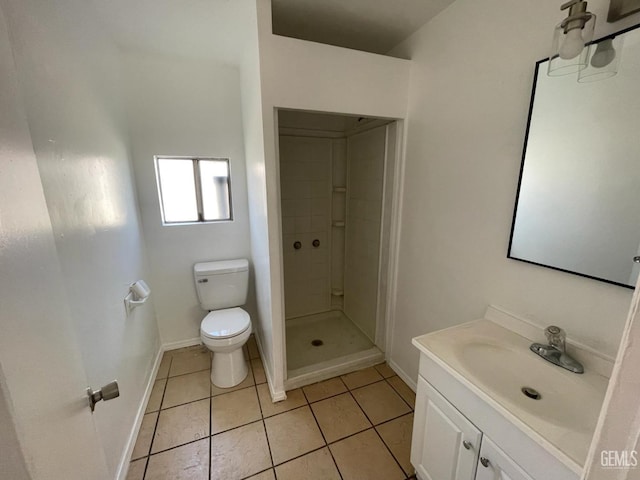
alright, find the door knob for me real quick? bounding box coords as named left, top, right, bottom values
left=462, top=440, right=473, bottom=450
left=87, top=380, right=120, bottom=412
left=480, top=457, right=491, bottom=468
left=312, top=239, right=320, bottom=248
left=293, top=241, right=302, bottom=250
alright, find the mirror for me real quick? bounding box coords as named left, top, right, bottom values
left=509, top=24, right=640, bottom=288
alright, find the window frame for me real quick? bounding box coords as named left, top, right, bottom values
left=154, top=155, right=234, bottom=226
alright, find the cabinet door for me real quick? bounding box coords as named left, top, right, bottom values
left=476, top=437, right=536, bottom=480
left=411, top=377, right=482, bottom=480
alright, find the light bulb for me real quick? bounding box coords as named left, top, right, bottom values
left=590, top=38, right=616, bottom=68
left=559, top=28, right=585, bottom=59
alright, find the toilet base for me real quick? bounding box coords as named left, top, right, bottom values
left=211, top=348, right=248, bottom=388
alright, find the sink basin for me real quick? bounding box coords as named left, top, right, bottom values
left=412, top=318, right=609, bottom=468
left=456, top=341, right=602, bottom=434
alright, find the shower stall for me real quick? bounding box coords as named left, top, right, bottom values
left=277, top=109, right=399, bottom=389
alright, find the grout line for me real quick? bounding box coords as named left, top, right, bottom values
left=271, top=444, right=328, bottom=469
left=145, top=436, right=210, bottom=458
left=238, top=467, right=275, bottom=480
left=374, top=411, right=413, bottom=429
left=142, top=355, right=172, bottom=479
left=166, top=366, right=210, bottom=380
left=160, top=395, right=211, bottom=412
left=384, top=376, right=415, bottom=412
left=254, top=378, right=276, bottom=474
left=346, top=389, right=408, bottom=479
left=373, top=423, right=410, bottom=478
left=301, top=388, right=344, bottom=480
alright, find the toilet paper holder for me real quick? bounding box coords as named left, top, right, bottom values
left=125, top=280, right=151, bottom=315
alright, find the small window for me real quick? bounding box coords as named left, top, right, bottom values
left=154, top=156, right=232, bottom=225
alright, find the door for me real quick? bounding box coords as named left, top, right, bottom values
left=475, top=437, right=536, bottom=480
left=411, top=377, right=482, bottom=480
left=0, top=11, right=109, bottom=477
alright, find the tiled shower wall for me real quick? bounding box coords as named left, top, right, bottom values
left=344, top=126, right=387, bottom=342
left=280, top=136, right=336, bottom=318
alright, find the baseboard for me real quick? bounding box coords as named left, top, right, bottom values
left=388, top=358, right=417, bottom=392
left=115, top=345, right=163, bottom=480
left=285, top=348, right=384, bottom=390
left=162, top=337, right=202, bottom=351
left=254, top=333, right=287, bottom=402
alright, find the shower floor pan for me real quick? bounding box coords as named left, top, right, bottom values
left=285, top=310, right=383, bottom=390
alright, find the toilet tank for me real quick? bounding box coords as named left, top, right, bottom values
left=194, top=259, right=249, bottom=310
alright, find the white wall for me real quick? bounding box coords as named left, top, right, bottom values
left=239, top=0, right=282, bottom=397
left=279, top=136, right=332, bottom=318
left=251, top=0, right=410, bottom=397
left=0, top=368, right=29, bottom=480
left=344, top=126, right=387, bottom=341
left=1, top=0, right=160, bottom=475
left=389, top=0, right=640, bottom=381
left=124, top=51, right=255, bottom=345
left=0, top=1, right=110, bottom=477
left=584, top=275, right=640, bottom=480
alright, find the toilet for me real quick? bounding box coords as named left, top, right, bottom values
left=194, top=259, right=251, bottom=388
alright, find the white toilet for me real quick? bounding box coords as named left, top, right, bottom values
left=194, top=259, right=252, bottom=388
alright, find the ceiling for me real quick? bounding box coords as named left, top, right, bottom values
left=89, top=0, right=254, bottom=64
left=89, top=0, right=455, bottom=63
left=271, top=0, right=455, bottom=54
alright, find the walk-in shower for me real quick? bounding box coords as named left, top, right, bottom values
left=277, top=109, right=399, bottom=389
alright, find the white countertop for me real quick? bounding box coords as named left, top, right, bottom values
left=412, top=315, right=610, bottom=474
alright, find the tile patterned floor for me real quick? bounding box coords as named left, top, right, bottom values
left=127, top=336, right=417, bottom=480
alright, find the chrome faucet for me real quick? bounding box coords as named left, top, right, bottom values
left=530, top=326, right=584, bottom=374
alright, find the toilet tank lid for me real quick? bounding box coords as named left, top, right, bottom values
left=194, top=259, right=248, bottom=276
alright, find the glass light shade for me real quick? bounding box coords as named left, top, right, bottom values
left=548, top=14, right=596, bottom=76
left=578, top=36, right=623, bottom=82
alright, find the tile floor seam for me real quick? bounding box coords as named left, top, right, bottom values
left=323, top=425, right=379, bottom=447
left=208, top=378, right=212, bottom=480
left=158, top=393, right=213, bottom=412
left=261, top=402, right=309, bottom=420
left=345, top=389, right=409, bottom=479
left=160, top=395, right=210, bottom=411
left=371, top=421, right=411, bottom=479
left=166, top=366, right=210, bottom=379
left=145, top=436, right=209, bottom=458
left=373, top=411, right=414, bottom=429
left=383, top=377, right=415, bottom=412
left=304, top=387, right=351, bottom=406
left=143, top=355, right=172, bottom=480
left=207, top=386, right=309, bottom=442
left=238, top=467, right=275, bottom=480
left=254, top=383, right=276, bottom=473
left=300, top=386, right=344, bottom=480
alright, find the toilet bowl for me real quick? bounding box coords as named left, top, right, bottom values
left=193, top=259, right=252, bottom=388
left=200, top=307, right=251, bottom=388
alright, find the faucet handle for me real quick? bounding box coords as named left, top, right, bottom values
left=545, top=326, right=566, bottom=351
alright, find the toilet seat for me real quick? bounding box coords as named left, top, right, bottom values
left=201, top=307, right=250, bottom=339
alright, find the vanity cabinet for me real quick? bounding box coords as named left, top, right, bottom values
left=476, top=437, right=534, bottom=480
left=411, top=377, right=481, bottom=480
left=412, top=377, right=534, bottom=480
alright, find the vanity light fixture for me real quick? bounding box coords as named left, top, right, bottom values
left=548, top=0, right=596, bottom=76
left=578, top=35, right=623, bottom=82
